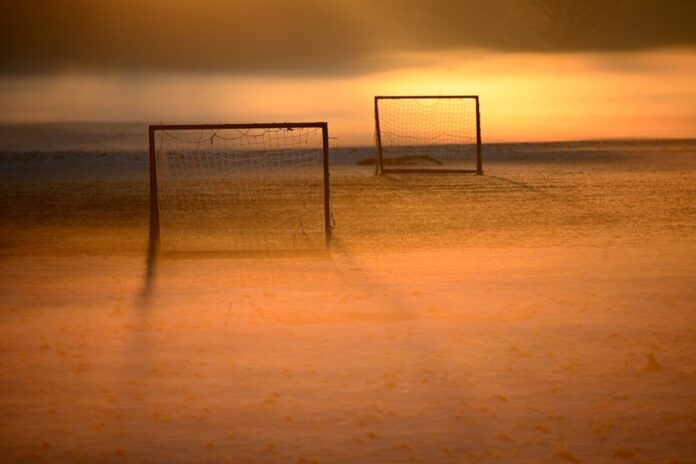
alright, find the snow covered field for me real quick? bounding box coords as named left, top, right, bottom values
left=1, top=128, right=695, bottom=463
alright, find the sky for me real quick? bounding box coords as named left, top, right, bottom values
left=1, top=0, right=695, bottom=143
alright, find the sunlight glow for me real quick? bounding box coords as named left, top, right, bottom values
left=1, top=48, right=694, bottom=143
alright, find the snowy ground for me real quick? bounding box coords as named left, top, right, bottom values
left=1, top=140, right=696, bottom=463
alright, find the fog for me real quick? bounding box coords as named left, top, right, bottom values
left=1, top=49, right=694, bottom=143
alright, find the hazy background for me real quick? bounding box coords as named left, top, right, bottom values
left=1, top=0, right=695, bottom=144
left=2, top=3, right=696, bottom=463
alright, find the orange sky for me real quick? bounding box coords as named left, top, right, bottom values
left=0, top=1, right=695, bottom=144
left=1, top=48, right=694, bottom=144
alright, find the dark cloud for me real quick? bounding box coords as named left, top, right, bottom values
left=1, top=0, right=694, bottom=76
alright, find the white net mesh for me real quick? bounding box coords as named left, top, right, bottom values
left=376, top=97, right=479, bottom=170
left=153, top=126, right=328, bottom=253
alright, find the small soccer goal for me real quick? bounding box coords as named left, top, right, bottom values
left=148, top=123, right=332, bottom=258
left=374, top=96, right=482, bottom=175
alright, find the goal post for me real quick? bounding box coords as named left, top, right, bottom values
left=374, top=96, right=483, bottom=175
left=148, top=123, right=332, bottom=258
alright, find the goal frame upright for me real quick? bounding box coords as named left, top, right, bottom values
left=374, top=95, right=483, bottom=176
left=148, top=122, right=332, bottom=258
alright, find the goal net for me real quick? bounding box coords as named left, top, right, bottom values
left=374, top=96, right=482, bottom=175
left=149, top=123, right=331, bottom=257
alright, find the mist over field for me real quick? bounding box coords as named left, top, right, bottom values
left=1, top=125, right=695, bottom=462
left=2, top=0, right=696, bottom=462
left=2, top=48, right=695, bottom=144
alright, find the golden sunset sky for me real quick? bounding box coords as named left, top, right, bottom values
left=1, top=0, right=694, bottom=144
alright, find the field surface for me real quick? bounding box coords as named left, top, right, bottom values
left=1, top=130, right=695, bottom=463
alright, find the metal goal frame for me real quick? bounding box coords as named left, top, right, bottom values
left=148, top=122, right=332, bottom=258
left=374, top=95, right=483, bottom=175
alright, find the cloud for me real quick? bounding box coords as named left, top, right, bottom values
left=1, top=0, right=695, bottom=76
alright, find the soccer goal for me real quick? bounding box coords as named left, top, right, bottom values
left=374, top=96, right=482, bottom=175
left=148, top=123, right=332, bottom=258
